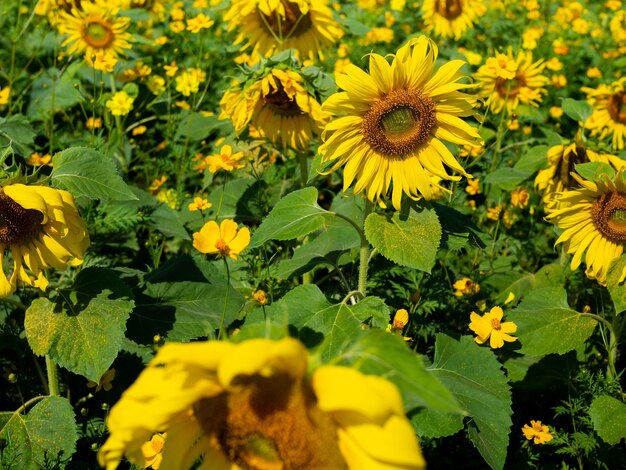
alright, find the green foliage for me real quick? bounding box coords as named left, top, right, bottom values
left=561, top=98, right=593, bottom=124
left=589, top=396, right=626, bottom=445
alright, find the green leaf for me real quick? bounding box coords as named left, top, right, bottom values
left=514, top=145, right=549, bottom=172
left=27, top=67, right=83, bottom=119
left=490, top=263, right=567, bottom=305
left=140, top=280, right=245, bottom=341
left=339, top=330, right=461, bottom=414
left=433, top=203, right=489, bottom=251
left=0, top=115, right=36, bottom=156
left=483, top=167, right=532, bottom=191
left=51, top=147, right=138, bottom=201
left=174, top=112, right=230, bottom=142
left=24, top=268, right=134, bottom=382
left=589, top=395, right=626, bottom=445
left=561, top=98, right=593, bottom=123
left=249, top=187, right=328, bottom=248
left=575, top=161, right=615, bottom=181
left=607, top=255, right=626, bottom=313
left=0, top=397, right=78, bottom=469
left=507, top=287, right=597, bottom=356
left=415, top=335, right=512, bottom=470
left=365, top=208, right=441, bottom=272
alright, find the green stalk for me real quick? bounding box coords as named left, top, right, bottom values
left=358, top=200, right=373, bottom=297
left=45, top=355, right=59, bottom=396
left=217, top=257, right=231, bottom=340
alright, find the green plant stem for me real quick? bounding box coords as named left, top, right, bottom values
left=358, top=200, right=373, bottom=297
left=297, top=152, right=308, bottom=187
left=14, top=395, right=46, bottom=415
left=45, top=355, right=59, bottom=396
left=217, top=257, right=231, bottom=340
left=579, top=312, right=618, bottom=379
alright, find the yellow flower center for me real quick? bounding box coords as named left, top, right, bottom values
left=0, top=190, right=44, bottom=246
left=216, top=239, right=231, bottom=256
left=193, top=373, right=347, bottom=469
left=490, top=317, right=502, bottom=330
left=259, top=0, right=312, bottom=40
left=495, top=75, right=527, bottom=99
left=265, top=86, right=303, bottom=117
left=150, top=435, right=165, bottom=453
left=435, top=0, right=464, bottom=19
left=361, top=88, right=436, bottom=158
left=591, top=191, right=626, bottom=243
left=82, top=18, right=115, bottom=49
left=608, top=91, right=626, bottom=124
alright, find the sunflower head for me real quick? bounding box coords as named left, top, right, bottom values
left=422, top=0, right=487, bottom=40
left=582, top=78, right=626, bottom=150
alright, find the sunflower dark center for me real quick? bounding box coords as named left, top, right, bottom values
left=557, top=146, right=589, bottom=188
left=0, top=190, right=44, bottom=246
left=193, top=373, right=347, bottom=470
left=83, top=19, right=115, bottom=49
left=361, top=88, right=436, bottom=158
left=259, top=0, right=312, bottom=40
left=435, top=0, right=463, bottom=19
left=591, top=191, right=626, bottom=244
left=495, top=75, right=527, bottom=98
left=265, top=86, right=303, bottom=117
left=607, top=91, right=626, bottom=124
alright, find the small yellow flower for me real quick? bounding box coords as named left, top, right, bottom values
left=175, top=68, right=205, bottom=96
left=106, top=91, right=134, bottom=116
left=252, top=289, right=268, bottom=305
left=170, top=20, right=185, bottom=33
left=205, top=145, right=245, bottom=173
left=510, top=187, right=530, bottom=208
left=187, top=197, right=212, bottom=212
left=131, top=125, right=147, bottom=136
left=453, top=278, right=480, bottom=297
left=87, top=368, right=116, bottom=392
left=522, top=420, right=553, bottom=444
left=148, top=176, right=167, bottom=193
left=586, top=67, right=602, bottom=79
left=549, top=106, right=563, bottom=118
left=392, top=308, right=409, bottom=329
left=85, top=51, right=118, bottom=72
left=469, top=306, right=517, bottom=349
left=551, top=74, right=567, bottom=89
left=545, top=57, right=563, bottom=71
left=186, top=13, right=214, bottom=33
left=0, top=86, right=10, bottom=105
left=487, top=204, right=503, bottom=220
left=484, top=53, right=518, bottom=80
left=140, top=433, right=166, bottom=470
left=465, top=179, right=481, bottom=196
left=164, top=62, right=178, bottom=77
left=156, top=189, right=180, bottom=210
left=193, top=219, right=250, bottom=260
left=86, top=117, right=102, bottom=129
left=26, top=152, right=53, bottom=167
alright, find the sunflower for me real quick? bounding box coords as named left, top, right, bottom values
left=535, top=142, right=626, bottom=205
left=56, top=0, right=133, bottom=59
left=0, top=184, right=89, bottom=297
left=97, top=337, right=426, bottom=470
left=319, top=35, right=481, bottom=210
left=475, top=48, right=548, bottom=114
left=220, top=68, right=327, bottom=150
left=582, top=77, right=626, bottom=151
left=545, top=168, right=626, bottom=284
left=421, top=0, right=486, bottom=40
left=223, top=0, right=344, bottom=62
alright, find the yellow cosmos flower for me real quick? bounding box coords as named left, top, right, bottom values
left=224, top=0, right=344, bottom=62
left=0, top=86, right=10, bottom=106
left=421, top=0, right=486, bottom=40
left=534, top=142, right=626, bottom=205
left=453, top=277, right=480, bottom=296
left=522, top=420, right=553, bottom=445
left=510, top=187, right=530, bottom=208
left=174, top=68, right=206, bottom=96
left=252, top=289, right=268, bottom=304
left=469, top=306, right=517, bottom=349
left=220, top=69, right=327, bottom=150
left=86, top=116, right=102, bottom=129
left=193, top=219, right=250, bottom=260
left=610, top=10, right=626, bottom=43
left=187, top=197, right=212, bottom=212
left=319, top=36, right=481, bottom=210
left=186, top=13, right=214, bottom=33
left=140, top=433, right=166, bottom=470
left=56, top=0, right=133, bottom=59
left=0, top=184, right=90, bottom=298
left=106, top=91, right=134, bottom=116
left=97, top=337, right=426, bottom=470
left=393, top=308, right=410, bottom=329
left=545, top=169, right=626, bottom=284
left=475, top=48, right=549, bottom=114
left=26, top=152, right=53, bottom=167
left=205, top=145, right=246, bottom=173
left=582, top=77, right=626, bottom=151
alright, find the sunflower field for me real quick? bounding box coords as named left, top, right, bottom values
left=1, top=0, right=626, bottom=469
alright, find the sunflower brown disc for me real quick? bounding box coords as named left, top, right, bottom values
left=265, top=86, right=303, bottom=117
left=361, top=88, right=436, bottom=158
left=591, top=191, right=626, bottom=244
left=435, top=0, right=464, bottom=20
left=495, top=75, right=527, bottom=98
left=193, top=374, right=347, bottom=470
left=259, top=0, right=312, bottom=39
left=82, top=19, right=115, bottom=49
left=557, top=146, right=589, bottom=188
left=608, top=91, right=626, bottom=125
left=0, top=190, right=44, bottom=246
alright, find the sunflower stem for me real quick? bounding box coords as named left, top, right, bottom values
left=579, top=312, right=618, bottom=380
left=297, top=152, right=308, bottom=187
left=45, top=355, right=59, bottom=396
left=217, top=257, right=231, bottom=340
left=358, top=200, right=373, bottom=297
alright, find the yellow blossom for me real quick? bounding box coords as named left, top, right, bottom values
left=186, top=13, right=214, bottom=33
left=545, top=58, right=563, bottom=71
left=393, top=309, right=409, bottom=329
left=522, top=420, right=553, bottom=444
left=586, top=67, right=602, bottom=79
left=85, top=51, right=118, bottom=72
left=140, top=433, right=166, bottom=470
left=205, top=145, right=245, bottom=173
left=86, top=117, right=102, bottom=129
left=252, top=289, right=268, bottom=305
left=164, top=62, right=178, bottom=77
left=487, top=205, right=503, bottom=220
left=551, top=74, right=567, bottom=88
left=106, top=91, right=134, bottom=116
left=26, top=152, right=53, bottom=167
left=469, top=306, right=517, bottom=349
left=510, top=187, right=530, bottom=208
left=549, top=106, right=563, bottom=118
left=131, top=125, right=146, bottom=136
left=193, top=219, right=250, bottom=260
left=453, top=278, right=480, bottom=297
left=187, top=197, right=212, bottom=212
left=465, top=179, right=481, bottom=196
left=485, top=53, right=518, bottom=80
left=170, top=20, right=185, bottom=33
left=0, top=86, right=10, bottom=105
left=148, top=176, right=167, bottom=193
left=175, top=68, right=205, bottom=96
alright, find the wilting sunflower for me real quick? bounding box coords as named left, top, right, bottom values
left=535, top=142, right=626, bottom=204
left=582, top=77, right=626, bottom=151
left=0, top=184, right=89, bottom=297
left=220, top=68, right=327, bottom=150
left=475, top=48, right=548, bottom=114
left=319, top=35, right=481, bottom=210
left=545, top=168, right=626, bottom=284
left=98, top=337, right=426, bottom=470
left=223, top=0, right=344, bottom=62
left=421, top=0, right=486, bottom=40
left=56, top=0, right=133, bottom=59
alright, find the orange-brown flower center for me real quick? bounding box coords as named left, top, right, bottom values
left=362, top=88, right=436, bottom=158
left=82, top=18, right=115, bottom=49
left=193, top=373, right=347, bottom=470
left=496, top=75, right=527, bottom=98
left=435, top=0, right=463, bottom=19
left=490, top=317, right=502, bottom=330
left=258, top=0, right=312, bottom=40
left=216, top=239, right=230, bottom=256
left=150, top=435, right=165, bottom=453
left=0, top=190, right=44, bottom=246
left=607, top=91, right=626, bottom=124
left=591, top=191, right=626, bottom=244
left=265, top=85, right=303, bottom=117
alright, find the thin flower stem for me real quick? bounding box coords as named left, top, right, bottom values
left=578, top=312, right=618, bottom=379
left=358, top=200, right=373, bottom=297
left=217, top=257, right=231, bottom=340
left=14, top=395, right=46, bottom=416
left=297, top=152, right=308, bottom=187
left=45, top=355, right=59, bottom=396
